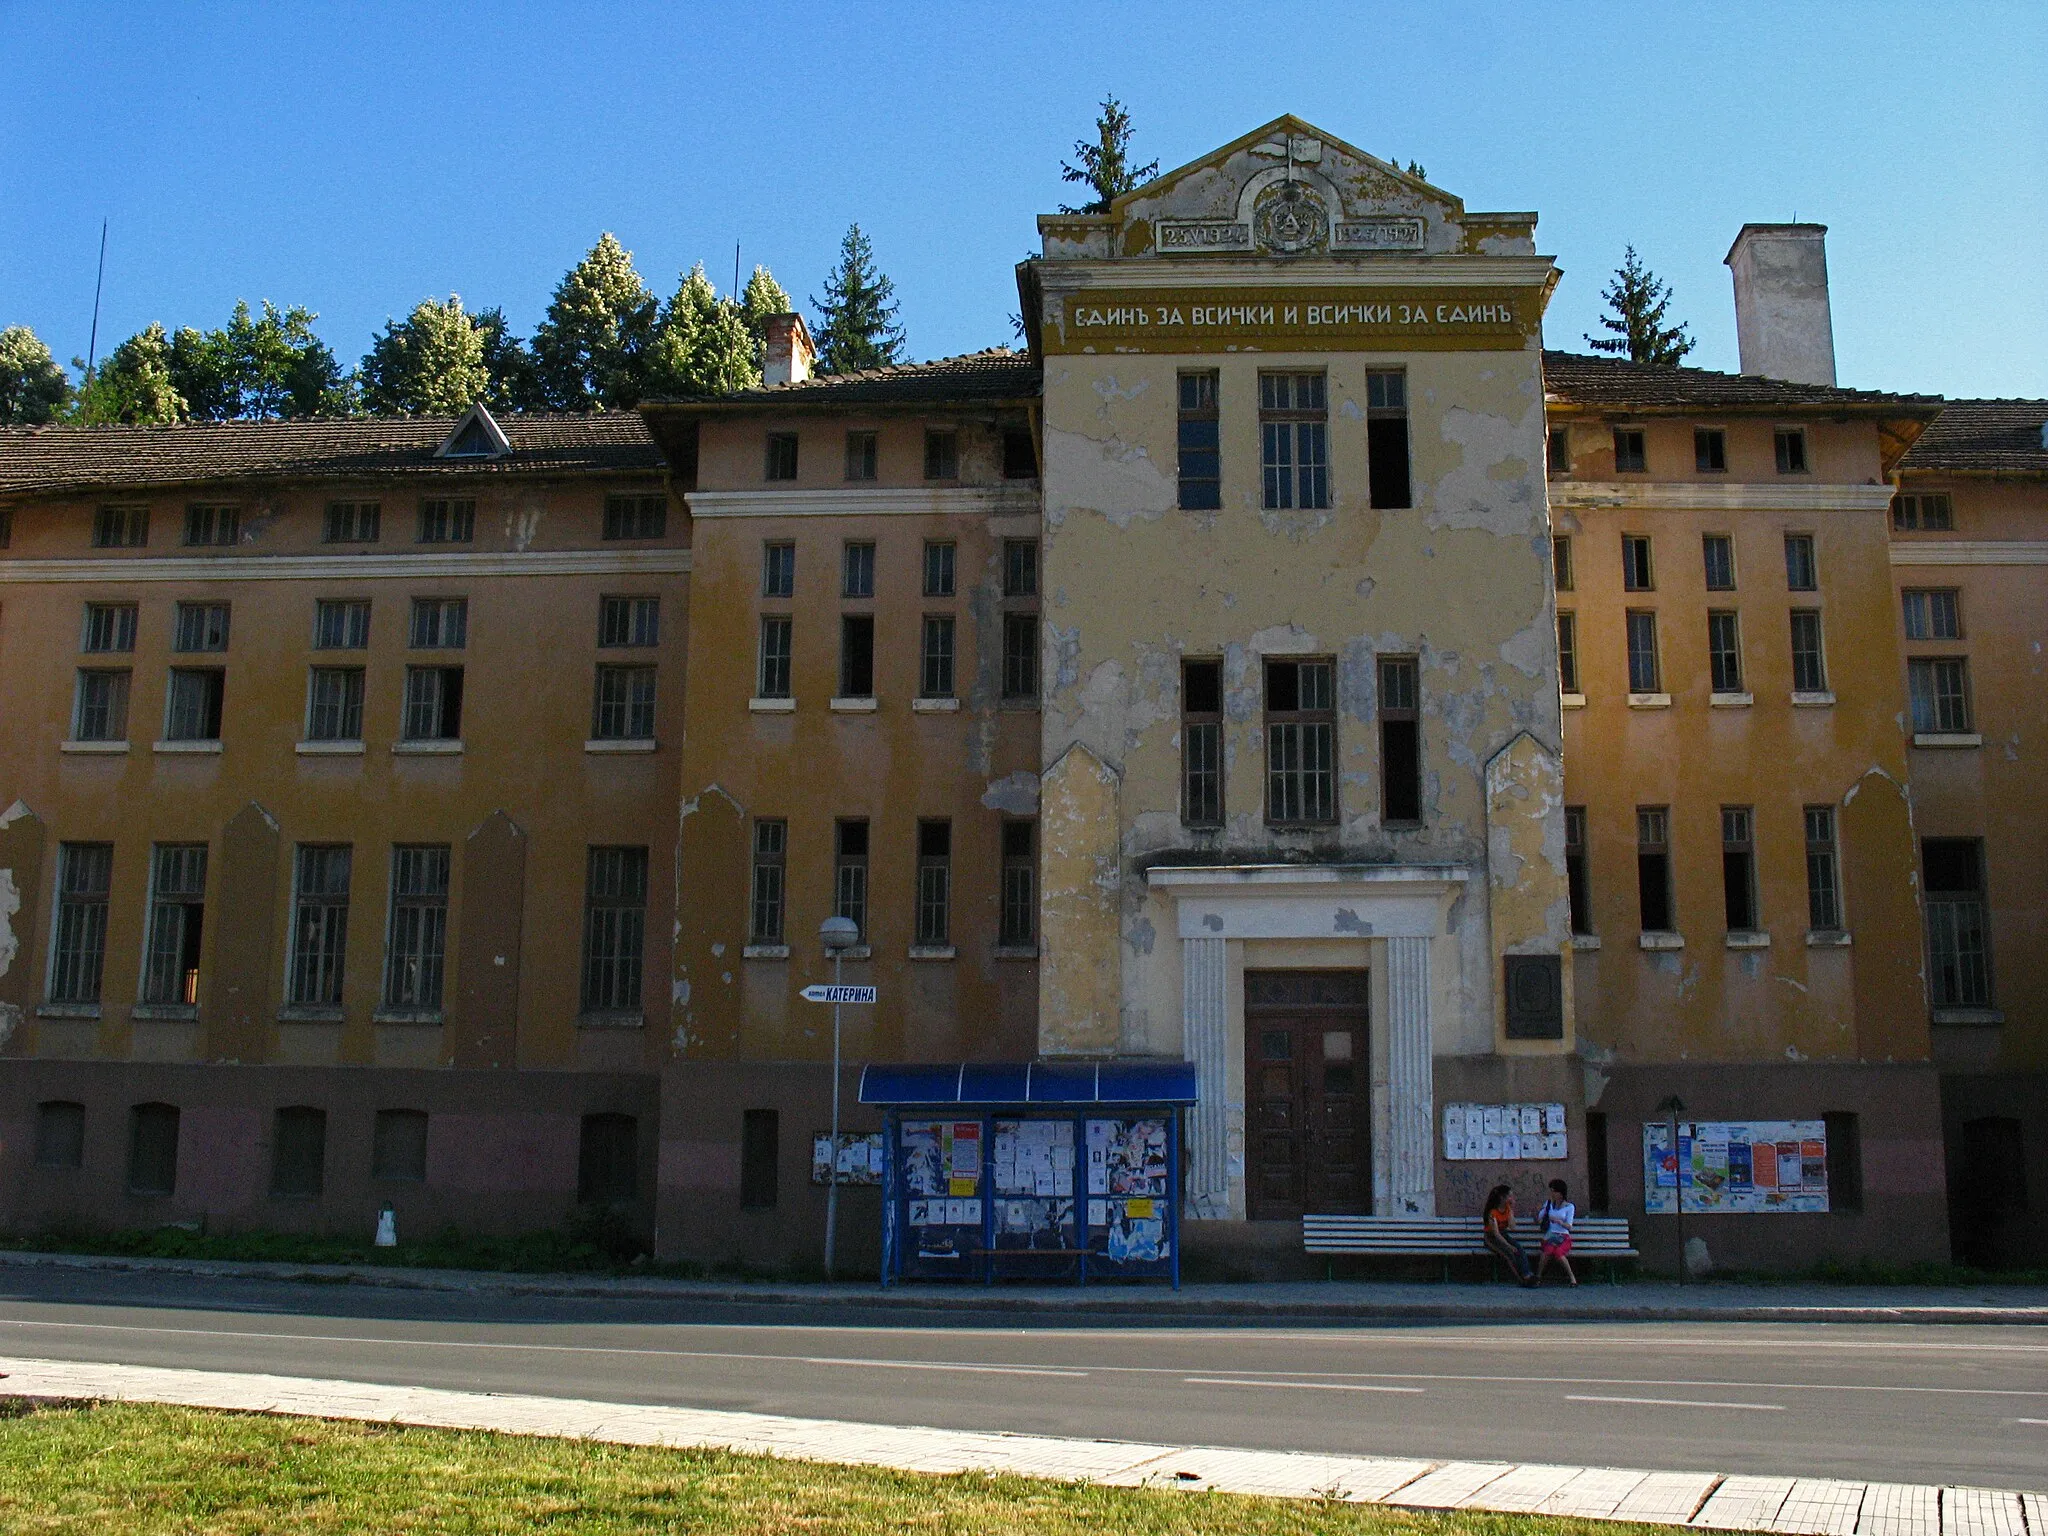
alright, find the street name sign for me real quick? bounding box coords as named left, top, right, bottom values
left=800, top=984, right=877, bottom=1004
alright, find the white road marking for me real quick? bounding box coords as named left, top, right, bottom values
left=800, top=1357, right=1086, bottom=1378
left=1566, top=1394, right=1785, bottom=1411
left=2017, top=1418, right=2048, bottom=1425
left=1183, top=1377, right=1424, bottom=1393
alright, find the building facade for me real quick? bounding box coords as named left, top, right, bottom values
left=1, top=117, right=2040, bottom=1271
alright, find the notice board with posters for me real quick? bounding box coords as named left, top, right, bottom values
left=1643, top=1120, right=1829, bottom=1213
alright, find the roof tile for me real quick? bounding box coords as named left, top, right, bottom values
left=1898, top=398, right=2048, bottom=476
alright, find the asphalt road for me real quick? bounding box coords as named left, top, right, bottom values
left=0, top=1267, right=2042, bottom=1492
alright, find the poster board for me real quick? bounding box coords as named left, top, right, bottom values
left=1442, top=1102, right=1568, bottom=1161
left=811, top=1132, right=886, bottom=1186
left=1643, top=1120, right=1829, bottom=1213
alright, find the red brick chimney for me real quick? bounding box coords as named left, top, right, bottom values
left=762, top=312, right=815, bottom=387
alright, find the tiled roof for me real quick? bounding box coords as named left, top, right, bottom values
left=1542, top=351, right=1941, bottom=412
left=1899, top=399, right=2048, bottom=477
left=0, top=413, right=663, bottom=497
left=647, top=349, right=1042, bottom=409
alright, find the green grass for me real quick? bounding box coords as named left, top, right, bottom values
left=0, top=1399, right=1674, bottom=1535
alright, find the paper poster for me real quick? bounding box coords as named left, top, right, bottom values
left=1442, top=1104, right=1569, bottom=1161
left=811, top=1132, right=885, bottom=1185
left=1126, top=1197, right=1155, bottom=1219
left=901, top=1121, right=946, bottom=1196
left=1644, top=1121, right=1829, bottom=1213
left=1545, top=1104, right=1566, bottom=1134
left=1088, top=1199, right=1108, bottom=1227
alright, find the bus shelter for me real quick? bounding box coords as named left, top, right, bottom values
left=858, top=1060, right=1197, bottom=1287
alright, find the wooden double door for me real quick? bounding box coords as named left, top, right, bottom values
left=1246, top=970, right=1370, bottom=1220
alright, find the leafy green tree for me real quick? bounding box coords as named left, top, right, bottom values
left=166, top=301, right=351, bottom=419
left=474, top=308, right=543, bottom=411
left=360, top=295, right=492, bottom=415
left=70, top=323, right=187, bottom=424
left=810, top=225, right=904, bottom=375
left=739, top=265, right=794, bottom=370
left=1060, top=95, right=1158, bottom=214
left=0, top=326, right=72, bottom=423
left=1584, top=246, right=1696, bottom=366
left=531, top=233, right=659, bottom=410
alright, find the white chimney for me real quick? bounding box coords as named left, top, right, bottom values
left=761, top=312, right=815, bottom=387
left=1725, top=223, right=1837, bottom=386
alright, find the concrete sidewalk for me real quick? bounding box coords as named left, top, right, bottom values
left=1, top=1354, right=2040, bottom=1533
left=2, top=1247, right=2045, bottom=1324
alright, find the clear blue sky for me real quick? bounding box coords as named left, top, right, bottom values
left=4, top=1, right=2044, bottom=400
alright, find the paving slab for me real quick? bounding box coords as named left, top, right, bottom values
left=1860, top=1483, right=1942, bottom=1536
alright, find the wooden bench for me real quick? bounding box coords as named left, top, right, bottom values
left=1302, top=1214, right=1638, bottom=1280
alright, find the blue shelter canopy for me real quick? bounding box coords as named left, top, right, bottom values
left=858, top=1060, right=1199, bottom=1106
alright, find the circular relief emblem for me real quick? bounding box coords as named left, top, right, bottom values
left=1254, top=182, right=1328, bottom=255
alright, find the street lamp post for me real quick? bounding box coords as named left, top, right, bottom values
left=1655, top=1094, right=1687, bottom=1286
left=819, top=915, right=860, bottom=1280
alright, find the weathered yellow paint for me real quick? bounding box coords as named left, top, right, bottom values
left=1486, top=731, right=1574, bottom=1052
left=1037, top=741, right=1122, bottom=1055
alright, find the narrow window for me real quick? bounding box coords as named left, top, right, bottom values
left=93, top=504, right=148, bottom=548
left=1547, top=426, right=1570, bottom=474
left=1923, top=839, right=1990, bottom=1007
left=1784, top=533, right=1817, bottom=591
left=271, top=1106, right=327, bottom=1199
left=1002, top=538, right=1038, bottom=599
left=1613, top=427, right=1647, bottom=473
left=1702, top=534, right=1736, bottom=591
left=915, top=819, right=951, bottom=946
left=402, top=666, right=464, bottom=740
left=839, top=614, right=875, bottom=698
left=384, top=845, right=450, bottom=1010
left=408, top=597, right=467, bottom=649
left=840, top=541, right=875, bottom=599
left=324, top=500, right=381, bottom=544
left=1585, top=1110, right=1611, bottom=1213
left=306, top=667, right=364, bottom=741
left=1564, top=806, right=1591, bottom=935
left=1891, top=493, right=1953, bottom=532
left=1626, top=610, right=1661, bottom=693
left=764, top=433, right=799, bottom=481
left=82, top=602, right=137, bottom=653
left=1177, top=370, right=1221, bottom=510
left=1804, top=806, right=1841, bottom=931
left=1707, top=611, right=1743, bottom=693
left=1908, top=657, right=1972, bottom=733
left=1265, top=657, right=1337, bottom=825
left=1822, top=1111, right=1863, bottom=1213
left=1774, top=427, right=1808, bottom=474
left=1901, top=588, right=1960, bottom=642
left=126, top=1103, right=179, bottom=1196
left=923, top=429, right=958, bottom=480
left=920, top=615, right=955, bottom=699
left=49, top=842, right=113, bottom=1003
left=578, top=1113, right=638, bottom=1203
left=757, top=616, right=793, bottom=698
left=740, top=1108, right=780, bottom=1209
left=0, top=506, right=9, bottom=547
left=1001, top=539, right=1039, bottom=702
left=1721, top=806, right=1758, bottom=932
left=417, top=498, right=475, bottom=543
left=1000, top=820, right=1036, bottom=948
left=1694, top=427, right=1727, bottom=473
left=1379, top=655, right=1422, bottom=824
left=834, top=820, right=869, bottom=939
left=313, top=599, right=371, bottom=649
left=1002, top=427, right=1038, bottom=479
left=602, top=493, right=667, bottom=540
left=762, top=541, right=796, bottom=598
left=163, top=667, right=225, bottom=741
left=34, top=1101, right=85, bottom=1169
left=1181, top=658, right=1223, bottom=827
left=592, top=664, right=657, bottom=739
left=289, top=845, right=351, bottom=1007
left=1556, top=612, right=1580, bottom=694
left=844, top=431, right=878, bottom=482
left=922, top=540, right=955, bottom=598
left=1365, top=370, right=1411, bottom=509
left=372, top=1109, right=429, bottom=1182
left=72, top=669, right=131, bottom=742
left=142, top=843, right=207, bottom=1006
left=1636, top=808, right=1673, bottom=933
left=173, top=601, right=231, bottom=653
left=1621, top=534, right=1654, bottom=591
left=749, top=820, right=786, bottom=944
left=183, top=503, right=239, bottom=547
left=1259, top=371, right=1328, bottom=510
left=1552, top=534, right=1574, bottom=592
left=581, top=847, right=647, bottom=1013
left=1790, top=610, right=1828, bottom=692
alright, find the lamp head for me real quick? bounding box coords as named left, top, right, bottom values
left=819, top=915, right=860, bottom=953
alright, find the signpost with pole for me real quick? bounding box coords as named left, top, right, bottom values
left=1655, top=1094, right=1687, bottom=1285
left=811, top=918, right=870, bottom=1280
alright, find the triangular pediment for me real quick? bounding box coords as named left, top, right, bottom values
left=435, top=403, right=510, bottom=460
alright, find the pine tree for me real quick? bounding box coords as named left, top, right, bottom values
left=1584, top=246, right=1696, bottom=366
left=1060, top=95, right=1159, bottom=214
left=531, top=233, right=659, bottom=410
left=359, top=295, right=492, bottom=415
left=643, top=264, right=758, bottom=397
left=0, top=326, right=71, bottom=423
left=71, top=323, right=187, bottom=424
left=810, top=225, right=904, bottom=375
left=740, top=265, right=794, bottom=370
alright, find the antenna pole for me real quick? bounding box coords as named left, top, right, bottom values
left=734, top=240, right=741, bottom=296
left=86, top=219, right=108, bottom=373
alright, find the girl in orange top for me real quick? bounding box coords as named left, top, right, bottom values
left=1483, top=1183, right=1536, bottom=1286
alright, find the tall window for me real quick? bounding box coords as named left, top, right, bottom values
left=1556, top=612, right=1580, bottom=694
left=1923, top=839, right=1990, bottom=1008
left=288, top=845, right=352, bottom=1008
left=1636, top=808, right=1672, bottom=933
left=173, top=601, right=231, bottom=653
left=1626, top=610, right=1661, bottom=693
left=1790, top=610, right=1828, bottom=692
left=1000, top=821, right=1036, bottom=948
left=324, top=500, right=381, bottom=543
left=762, top=541, right=796, bottom=598
left=1552, top=535, right=1574, bottom=592
left=581, top=847, right=647, bottom=1013
left=1694, top=428, right=1727, bottom=473
left=417, top=498, right=475, bottom=543
left=1805, top=806, right=1841, bottom=931
left=764, top=433, right=798, bottom=481
left=1613, top=427, right=1647, bottom=473
left=841, top=541, right=875, bottom=598
left=143, top=844, right=207, bottom=1006
left=839, top=614, right=875, bottom=698
left=384, top=845, right=449, bottom=1010
left=1378, top=655, right=1421, bottom=824
left=1265, top=657, right=1336, bottom=825
left=1547, top=426, right=1570, bottom=474
left=402, top=666, right=463, bottom=740
left=1259, top=371, right=1328, bottom=510
left=915, top=820, right=951, bottom=946
left=313, top=599, right=371, bottom=649
left=750, top=819, right=786, bottom=944
left=1702, top=533, right=1736, bottom=591
left=1176, top=371, right=1220, bottom=510
left=598, top=596, right=660, bottom=648
left=1003, top=537, right=1038, bottom=600
left=1783, top=533, right=1817, bottom=591
left=757, top=616, right=793, bottom=698
left=1774, top=427, right=1808, bottom=474
left=834, top=820, right=869, bottom=939
left=1621, top=534, right=1654, bottom=591
left=922, top=540, right=955, bottom=597
left=920, top=615, right=955, bottom=699
left=1902, top=588, right=1960, bottom=641
left=1707, top=611, right=1743, bottom=693
left=1891, top=493, right=1953, bottom=532
left=741, top=1109, right=780, bottom=1209
left=82, top=602, right=137, bottom=653
left=844, top=431, right=878, bottom=482
left=1721, top=806, right=1758, bottom=931
left=1564, top=806, right=1591, bottom=935
left=49, top=843, right=112, bottom=1004
left=1365, top=370, right=1411, bottom=509
left=602, top=493, right=666, bottom=540
left=127, top=1103, right=179, bottom=1196
left=183, top=503, right=239, bottom=547
left=923, top=429, right=959, bottom=480
left=164, top=667, right=225, bottom=742
left=592, top=664, right=656, bottom=740
left=1909, top=658, right=1972, bottom=733
left=1001, top=539, right=1039, bottom=702
left=271, top=1106, right=327, bottom=1199
left=579, top=1113, right=638, bottom=1203
left=1181, top=658, right=1223, bottom=827
left=1002, top=427, right=1038, bottom=478
left=72, top=668, right=130, bottom=742
left=306, top=667, right=364, bottom=741
left=93, top=504, right=148, bottom=548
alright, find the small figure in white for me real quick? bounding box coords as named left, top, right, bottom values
left=374, top=1203, right=398, bottom=1248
